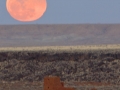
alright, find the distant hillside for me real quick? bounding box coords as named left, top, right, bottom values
left=0, top=24, right=120, bottom=47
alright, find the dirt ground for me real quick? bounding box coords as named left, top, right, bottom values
left=0, top=81, right=119, bottom=90
left=0, top=45, right=120, bottom=90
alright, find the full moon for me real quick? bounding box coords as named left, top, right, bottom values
left=6, top=0, right=47, bottom=22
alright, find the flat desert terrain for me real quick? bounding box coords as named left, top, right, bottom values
left=0, top=24, right=120, bottom=89
left=0, top=24, right=120, bottom=47
left=0, top=44, right=120, bottom=52
left=0, top=45, right=120, bottom=90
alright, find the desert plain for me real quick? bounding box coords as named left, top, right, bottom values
left=0, top=24, right=120, bottom=90
left=0, top=45, right=120, bottom=90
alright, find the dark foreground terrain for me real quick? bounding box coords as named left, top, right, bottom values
left=0, top=46, right=120, bottom=90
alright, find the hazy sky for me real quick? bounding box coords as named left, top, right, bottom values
left=1, top=0, right=120, bottom=25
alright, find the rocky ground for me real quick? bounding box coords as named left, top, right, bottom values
left=0, top=49, right=120, bottom=90
left=0, top=81, right=119, bottom=90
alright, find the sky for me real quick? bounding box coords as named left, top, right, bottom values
left=0, top=0, right=120, bottom=25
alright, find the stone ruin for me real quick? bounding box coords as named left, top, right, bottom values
left=43, top=76, right=97, bottom=90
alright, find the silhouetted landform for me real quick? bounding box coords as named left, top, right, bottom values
left=0, top=24, right=120, bottom=47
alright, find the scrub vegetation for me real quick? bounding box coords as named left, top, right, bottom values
left=0, top=45, right=120, bottom=90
